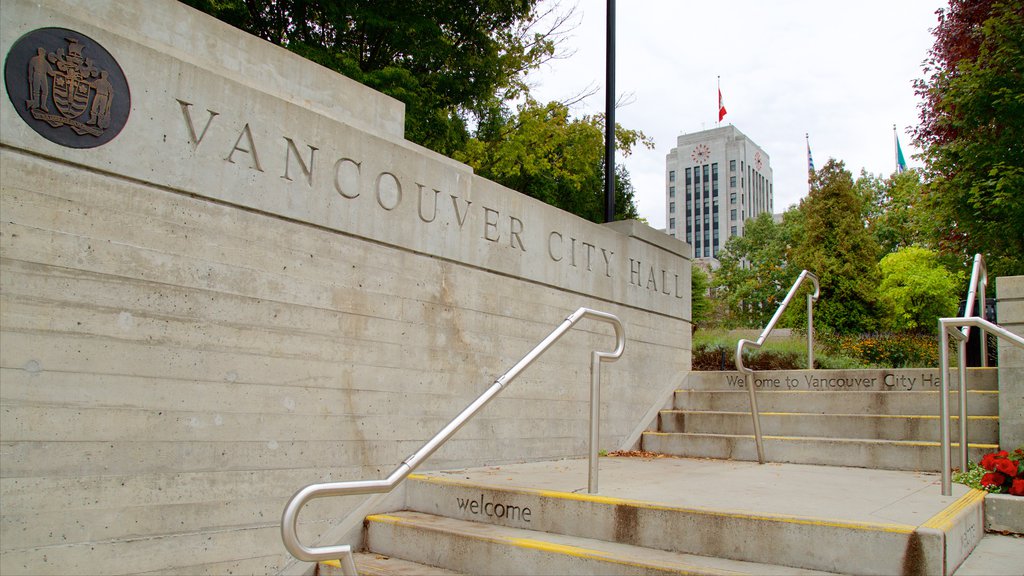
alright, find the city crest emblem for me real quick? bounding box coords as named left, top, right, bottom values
left=4, top=27, right=130, bottom=148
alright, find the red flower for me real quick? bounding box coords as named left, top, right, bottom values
left=981, top=472, right=1007, bottom=488
left=1011, top=479, right=1024, bottom=497
left=994, top=458, right=1017, bottom=477
left=980, top=453, right=1000, bottom=471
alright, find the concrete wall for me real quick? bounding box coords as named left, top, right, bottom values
left=0, top=2, right=691, bottom=574
left=997, top=276, right=1024, bottom=450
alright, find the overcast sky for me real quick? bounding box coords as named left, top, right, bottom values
left=525, top=0, right=946, bottom=228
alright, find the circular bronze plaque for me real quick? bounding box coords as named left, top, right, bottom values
left=4, top=27, right=130, bottom=148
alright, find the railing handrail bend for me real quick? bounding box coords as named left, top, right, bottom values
left=281, top=307, right=625, bottom=569
left=938, top=315, right=1024, bottom=496
left=736, top=270, right=820, bottom=464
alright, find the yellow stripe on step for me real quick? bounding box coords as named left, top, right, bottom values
left=921, top=489, right=987, bottom=531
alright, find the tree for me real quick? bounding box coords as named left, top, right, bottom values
left=791, top=159, right=881, bottom=334
left=691, top=265, right=711, bottom=328
left=181, top=0, right=560, bottom=156
left=861, top=169, right=931, bottom=256
left=185, top=1, right=651, bottom=222
left=455, top=99, right=651, bottom=223
left=713, top=210, right=803, bottom=328
left=914, top=0, right=1024, bottom=277
left=878, top=247, right=963, bottom=333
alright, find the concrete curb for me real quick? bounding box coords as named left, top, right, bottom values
left=984, top=493, right=1024, bottom=534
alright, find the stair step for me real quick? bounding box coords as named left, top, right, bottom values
left=641, top=432, right=996, bottom=471
left=365, top=510, right=839, bottom=575
left=319, top=553, right=465, bottom=575
left=673, top=389, right=998, bottom=415
left=400, top=472, right=953, bottom=575
left=658, top=410, right=999, bottom=442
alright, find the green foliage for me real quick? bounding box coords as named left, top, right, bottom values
left=791, top=160, right=881, bottom=334
left=878, top=247, right=964, bottom=333
left=861, top=170, right=931, bottom=256
left=455, top=100, right=650, bottom=223
left=915, top=1, right=1024, bottom=277
left=691, top=266, right=711, bottom=328
left=713, top=210, right=804, bottom=328
left=185, top=1, right=649, bottom=222
left=182, top=0, right=552, bottom=157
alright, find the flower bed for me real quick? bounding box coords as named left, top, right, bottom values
left=954, top=447, right=1024, bottom=496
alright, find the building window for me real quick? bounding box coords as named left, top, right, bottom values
left=669, top=201, right=675, bottom=213
left=669, top=170, right=676, bottom=182
left=712, top=163, right=719, bottom=179
left=730, top=159, right=736, bottom=172
left=669, top=186, right=675, bottom=198
left=730, top=209, right=737, bottom=220
left=731, top=225, right=737, bottom=236
left=730, top=192, right=737, bottom=204
left=730, top=176, right=736, bottom=188
left=669, top=217, right=675, bottom=229
left=685, top=168, right=692, bottom=185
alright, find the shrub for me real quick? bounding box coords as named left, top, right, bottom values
left=821, top=332, right=938, bottom=368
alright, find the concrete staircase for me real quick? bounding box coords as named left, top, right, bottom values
left=641, top=369, right=1000, bottom=471
left=317, top=457, right=995, bottom=576
left=313, top=368, right=1018, bottom=575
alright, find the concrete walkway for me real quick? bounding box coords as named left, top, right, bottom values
left=418, top=455, right=1024, bottom=572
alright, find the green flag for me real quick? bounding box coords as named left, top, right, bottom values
left=896, top=135, right=907, bottom=173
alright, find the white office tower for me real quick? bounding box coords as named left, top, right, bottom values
left=665, top=125, right=773, bottom=267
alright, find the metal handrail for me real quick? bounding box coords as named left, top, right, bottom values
left=962, top=254, right=990, bottom=363
left=736, top=270, right=820, bottom=464
left=281, top=307, right=625, bottom=571
left=938, top=316, right=1024, bottom=496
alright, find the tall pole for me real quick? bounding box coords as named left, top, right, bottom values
left=893, top=124, right=898, bottom=173
left=603, top=0, right=616, bottom=223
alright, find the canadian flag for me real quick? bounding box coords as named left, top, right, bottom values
left=718, top=88, right=727, bottom=122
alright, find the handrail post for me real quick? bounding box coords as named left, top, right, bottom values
left=938, top=315, right=1024, bottom=496
left=939, top=321, right=952, bottom=496
left=736, top=270, right=819, bottom=465
left=807, top=289, right=815, bottom=369
left=281, top=307, right=624, bottom=565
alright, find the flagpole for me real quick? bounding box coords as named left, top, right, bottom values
left=805, top=132, right=813, bottom=193
left=717, top=76, right=720, bottom=126
left=893, top=124, right=898, bottom=173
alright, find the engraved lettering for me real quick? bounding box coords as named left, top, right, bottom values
left=569, top=237, right=577, bottom=268
left=281, top=137, right=318, bottom=186
left=454, top=494, right=531, bottom=522
left=629, top=259, right=641, bottom=286
left=483, top=207, right=500, bottom=242
left=177, top=99, right=218, bottom=151
left=333, top=158, right=361, bottom=199
left=417, top=184, right=440, bottom=223
left=450, top=195, right=471, bottom=229
left=509, top=216, right=525, bottom=251
left=582, top=242, right=595, bottom=271
left=376, top=172, right=401, bottom=210
left=647, top=266, right=657, bottom=291
left=661, top=270, right=671, bottom=294
left=675, top=273, right=684, bottom=298
left=225, top=123, right=263, bottom=172
left=601, top=248, right=614, bottom=278
left=548, top=231, right=563, bottom=262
